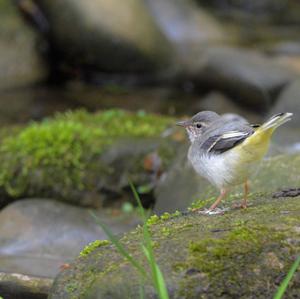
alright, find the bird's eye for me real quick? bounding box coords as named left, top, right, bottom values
left=196, top=123, right=202, bottom=128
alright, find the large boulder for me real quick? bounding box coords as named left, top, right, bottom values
left=191, top=46, right=295, bottom=110
left=32, top=0, right=174, bottom=74
left=0, top=0, right=46, bottom=90
left=49, top=189, right=300, bottom=298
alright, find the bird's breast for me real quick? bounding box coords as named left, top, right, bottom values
left=188, top=146, right=259, bottom=189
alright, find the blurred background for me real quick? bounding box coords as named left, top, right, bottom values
left=1, top=0, right=300, bottom=122
left=0, top=0, right=300, bottom=298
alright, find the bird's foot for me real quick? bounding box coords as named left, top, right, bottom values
left=232, top=202, right=251, bottom=209
left=197, top=207, right=230, bottom=215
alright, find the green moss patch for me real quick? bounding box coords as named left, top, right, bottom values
left=0, top=109, right=174, bottom=205
left=80, top=240, right=110, bottom=257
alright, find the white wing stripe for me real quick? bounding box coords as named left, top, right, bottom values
left=220, top=131, right=249, bottom=139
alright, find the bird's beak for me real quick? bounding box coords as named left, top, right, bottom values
left=176, top=120, right=191, bottom=127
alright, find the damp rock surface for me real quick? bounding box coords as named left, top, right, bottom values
left=49, top=192, right=300, bottom=298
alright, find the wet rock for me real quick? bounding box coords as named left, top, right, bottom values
left=0, top=1, right=46, bottom=90
left=192, top=46, right=295, bottom=110
left=268, top=78, right=300, bottom=148
left=49, top=192, right=300, bottom=298
left=0, top=272, right=52, bottom=299
left=31, top=0, right=174, bottom=75
left=0, top=199, right=140, bottom=278
left=155, top=151, right=300, bottom=214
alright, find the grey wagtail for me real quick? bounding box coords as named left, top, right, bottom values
left=177, top=111, right=292, bottom=214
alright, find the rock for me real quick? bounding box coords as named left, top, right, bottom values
left=0, top=199, right=140, bottom=278
left=146, top=0, right=225, bottom=46
left=272, top=79, right=300, bottom=124
left=31, top=0, right=174, bottom=74
left=267, top=41, right=300, bottom=57
left=0, top=1, right=46, bottom=90
left=155, top=151, right=300, bottom=214
left=273, top=55, right=300, bottom=74
left=0, top=109, right=178, bottom=208
left=196, top=0, right=300, bottom=25
left=0, top=272, right=52, bottom=299
left=0, top=86, right=81, bottom=125
left=154, top=144, right=214, bottom=214
left=197, top=91, right=263, bottom=124
left=49, top=190, right=300, bottom=298
left=269, top=78, right=300, bottom=148
left=192, top=46, right=295, bottom=110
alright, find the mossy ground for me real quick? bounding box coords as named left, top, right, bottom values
left=50, top=193, right=300, bottom=299
left=0, top=109, right=175, bottom=206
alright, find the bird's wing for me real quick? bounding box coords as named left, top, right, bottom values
left=201, top=130, right=253, bottom=154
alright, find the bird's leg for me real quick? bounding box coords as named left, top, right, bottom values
left=232, top=180, right=249, bottom=209
left=208, top=188, right=228, bottom=211
left=241, top=180, right=249, bottom=209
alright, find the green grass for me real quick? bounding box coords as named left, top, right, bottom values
left=273, top=255, right=300, bottom=299
left=90, top=181, right=169, bottom=299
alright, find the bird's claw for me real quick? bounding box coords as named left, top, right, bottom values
left=232, top=202, right=252, bottom=209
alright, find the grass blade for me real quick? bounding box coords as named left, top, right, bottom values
left=129, top=180, right=146, bottom=221
left=142, top=245, right=169, bottom=299
left=90, top=211, right=147, bottom=278
left=129, top=180, right=169, bottom=299
left=274, top=256, right=300, bottom=299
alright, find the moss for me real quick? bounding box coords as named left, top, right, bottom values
left=65, top=282, right=79, bottom=293
left=0, top=109, right=174, bottom=203
left=187, top=224, right=285, bottom=275
left=146, top=210, right=181, bottom=226
left=80, top=240, right=111, bottom=257
left=188, top=196, right=216, bottom=211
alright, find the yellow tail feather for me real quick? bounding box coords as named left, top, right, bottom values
left=238, top=112, right=292, bottom=162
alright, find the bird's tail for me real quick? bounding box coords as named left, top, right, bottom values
left=260, top=112, right=293, bottom=132
left=240, top=112, right=292, bottom=162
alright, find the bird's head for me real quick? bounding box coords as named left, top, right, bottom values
left=176, top=111, right=219, bottom=143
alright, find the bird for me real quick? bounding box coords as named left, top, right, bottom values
left=177, top=111, right=292, bottom=214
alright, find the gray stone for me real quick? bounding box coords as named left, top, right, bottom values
left=0, top=1, right=46, bottom=90
left=267, top=41, right=300, bottom=56
left=0, top=272, right=52, bottom=299
left=0, top=199, right=140, bottom=278
left=33, top=0, right=174, bottom=73
left=271, top=78, right=300, bottom=127
left=192, top=46, right=295, bottom=109
left=146, top=0, right=226, bottom=54
left=198, top=91, right=263, bottom=124
left=269, top=78, right=300, bottom=148
left=154, top=143, right=214, bottom=214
